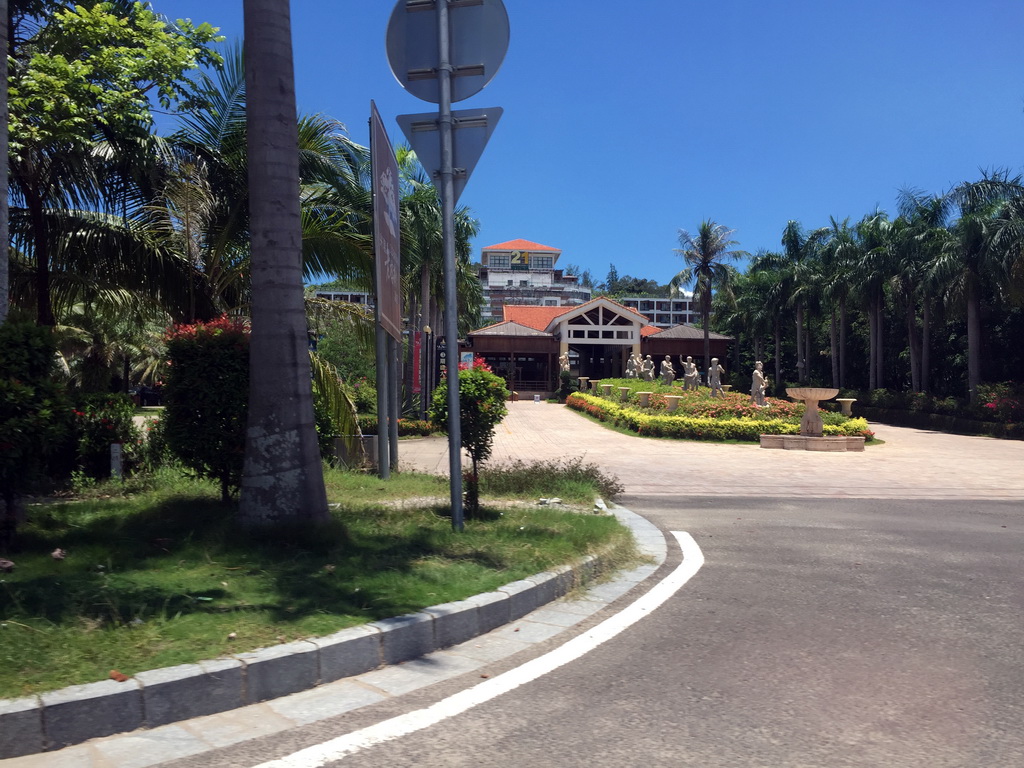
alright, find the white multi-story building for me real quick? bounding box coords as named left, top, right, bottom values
left=617, top=295, right=698, bottom=329
left=477, top=239, right=592, bottom=324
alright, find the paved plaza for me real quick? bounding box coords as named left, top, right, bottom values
left=400, top=400, right=1024, bottom=501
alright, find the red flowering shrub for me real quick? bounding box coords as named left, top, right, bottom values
left=163, top=316, right=250, bottom=501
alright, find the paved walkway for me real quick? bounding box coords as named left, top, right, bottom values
left=400, top=401, right=1024, bottom=500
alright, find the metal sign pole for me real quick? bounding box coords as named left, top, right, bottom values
left=437, top=0, right=464, bottom=531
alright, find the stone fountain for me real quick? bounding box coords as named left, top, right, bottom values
left=759, top=386, right=865, bottom=451
left=786, top=386, right=839, bottom=437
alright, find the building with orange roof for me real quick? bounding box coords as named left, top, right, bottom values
left=461, top=296, right=732, bottom=394
left=477, top=238, right=591, bottom=324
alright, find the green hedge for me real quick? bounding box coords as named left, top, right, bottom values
left=567, top=392, right=871, bottom=442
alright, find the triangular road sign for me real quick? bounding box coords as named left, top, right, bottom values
left=396, top=107, right=503, bottom=205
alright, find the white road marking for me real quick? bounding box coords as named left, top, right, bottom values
left=251, top=531, right=703, bottom=768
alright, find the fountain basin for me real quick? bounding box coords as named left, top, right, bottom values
left=786, top=387, right=839, bottom=401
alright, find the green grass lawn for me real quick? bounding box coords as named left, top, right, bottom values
left=0, top=463, right=635, bottom=699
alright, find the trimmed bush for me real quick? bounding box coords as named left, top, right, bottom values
left=0, top=322, right=74, bottom=547
left=163, top=316, right=249, bottom=501
left=73, top=393, right=140, bottom=479
left=567, top=392, right=871, bottom=441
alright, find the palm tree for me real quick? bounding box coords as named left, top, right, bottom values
left=239, top=0, right=328, bottom=525
left=931, top=172, right=1023, bottom=403
left=748, top=250, right=790, bottom=390
left=819, top=217, right=858, bottom=388
left=670, top=220, right=747, bottom=371
left=852, top=211, right=892, bottom=390
left=750, top=222, right=825, bottom=383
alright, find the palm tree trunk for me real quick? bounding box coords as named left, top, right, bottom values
left=876, top=298, right=885, bottom=389
left=921, top=298, right=931, bottom=393
left=906, top=301, right=920, bottom=392
left=795, top=304, right=804, bottom=383
left=829, top=308, right=839, bottom=388
left=702, top=293, right=711, bottom=373
left=773, top=317, right=781, bottom=394
left=839, top=296, right=848, bottom=389
left=25, top=185, right=56, bottom=326
left=868, top=301, right=877, bottom=391
left=805, top=307, right=812, bottom=382
left=239, top=0, right=328, bottom=525
left=966, top=278, right=982, bottom=404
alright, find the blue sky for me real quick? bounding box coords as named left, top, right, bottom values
left=166, top=1, right=1024, bottom=286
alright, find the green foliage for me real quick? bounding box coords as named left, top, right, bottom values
left=0, top=322, right=74, bottom=545
left=567, top=392, right=872, bottom=441
left=860, top=384, right=1024, bottom=424
left=72, top=393, right=141, bottom=479
left=350, top=377, right=377, bottom=415
left=480, top=458, right=625, bottom=502
left=163, top=317, right=249, bottom=501
left=430, top=361, right=510, bottom=517
left=9, top=2, right=223, bottom=155
left=558, top=370, right=577, bottom=401
left=357, top=418, right=436, bottom=437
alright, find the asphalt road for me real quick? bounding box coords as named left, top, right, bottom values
left=176, top=495, right=1024, bottom=768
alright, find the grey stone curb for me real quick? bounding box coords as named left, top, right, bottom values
left=0, top=502, right=655, bottom=758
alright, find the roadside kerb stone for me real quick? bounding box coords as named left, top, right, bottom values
left=500, top=578, right=546, bottom=620
left=136, top=661, right=241, bottom=728
left=466, top=590, right=511, bottom=633
left=312, top=624, right=382, bottom=683
left=40, top=678, right=144, bottom=751
left=423, top=598, right=481, bottom=649
left=1, top=511, right=642, bottom=757
left=372, top=611, right=436, bottom=665
left=234, top=639, right=320, bottom=703
left=0, top=696, right=42, bottom=758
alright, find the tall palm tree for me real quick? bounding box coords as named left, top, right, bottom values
left=750, top=222, right=824, bottom=383
left=819, top=217, right=858, bottom=388
left=239, top=0, right=328, bottom=525
left=931, top=172, right=1023, bottom=403
left=670, top=220, right=747, bottom=371
left=852, top=211, right=892, bottom=390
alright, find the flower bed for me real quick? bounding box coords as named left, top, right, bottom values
left=567, top=389, right=871, bottom=442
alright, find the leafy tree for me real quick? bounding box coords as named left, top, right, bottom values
left=429, top=360, right=509, bottom=519
left=8, top=0, right=222, bottom=325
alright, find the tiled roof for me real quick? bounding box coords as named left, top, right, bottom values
left=640, top=325, right=662, bottom=337
left=482, top=238, right=560, bottom=252
left=469, top=321, right=552, bottom=338
left=502, top=305, right=571, bottom=330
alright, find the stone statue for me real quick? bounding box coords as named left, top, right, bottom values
left=680, top=355, right=699, bottom=390
left=559, top=353, right=570, bottom=373
left=660, top=356, right=675, bottom=385
left=708, top=357, right=726, bottom=398
left=641, top=355, right=655, bottom=381
left=750, top=360, right=768, bottom=407
left=625, top=354, right=637, bottom=378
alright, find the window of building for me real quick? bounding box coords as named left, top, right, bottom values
left=519, top=280, right=529, bottom=287
left=532, top=255, right=553, bottom=270
left=489, top=254, right=510, bottom=269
